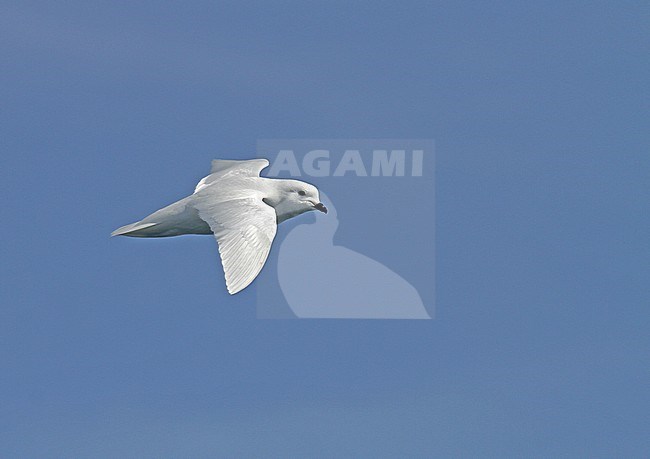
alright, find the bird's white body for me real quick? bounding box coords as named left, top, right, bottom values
left=111, top=159, right=327, bottom=294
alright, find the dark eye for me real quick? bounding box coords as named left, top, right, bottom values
left=298, top=190, right=306, bottom=196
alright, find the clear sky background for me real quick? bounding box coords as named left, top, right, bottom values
left=1, top=1, right=648, bottom=456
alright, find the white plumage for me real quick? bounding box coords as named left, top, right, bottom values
left=111, top=159, right=327, bottom=294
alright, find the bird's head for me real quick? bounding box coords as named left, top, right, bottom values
left=271, top=180, right=327, bottom=223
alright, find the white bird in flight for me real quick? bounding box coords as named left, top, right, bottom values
left=111, top=159, right=327, bottom=294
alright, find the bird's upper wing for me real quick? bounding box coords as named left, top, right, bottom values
left=194, top=187, right=277, bottom=294
left=194, top=159, right=269, bottom=193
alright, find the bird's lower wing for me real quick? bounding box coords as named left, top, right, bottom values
left=195, top=194, right=277, bottom=294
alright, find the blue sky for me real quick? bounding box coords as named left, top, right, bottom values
left=1, top=1, right=649, bottom=456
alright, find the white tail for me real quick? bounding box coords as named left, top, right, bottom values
left=110, top=222, right=157, bottom=237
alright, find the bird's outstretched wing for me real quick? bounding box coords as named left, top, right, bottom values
left=194, top=159, right=269, bottom=193
left=195, top=190, right=277, bottom=295
left=209, top=159, right=269, bottom=175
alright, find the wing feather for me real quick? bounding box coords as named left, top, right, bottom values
left=194, top=159, right=269, bottom=193
left=195, top=191, right=277, bottom=294
left=210, top=159, right=269, bottom=175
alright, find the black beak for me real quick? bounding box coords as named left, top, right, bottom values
left=314, top=202, right=328, bottom=213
